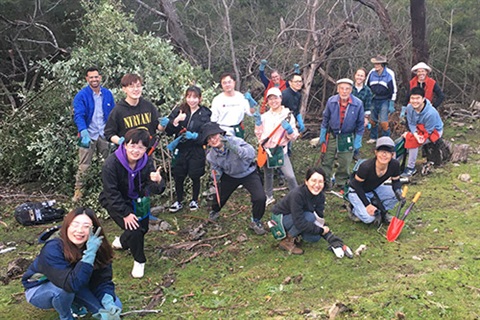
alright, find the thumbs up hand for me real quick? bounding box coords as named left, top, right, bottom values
left=150, top=167, right=162, bottom=183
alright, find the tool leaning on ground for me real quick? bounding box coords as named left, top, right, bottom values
left=386, top=189, right=421, bottom=242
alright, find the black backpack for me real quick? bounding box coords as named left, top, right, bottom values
left=14, top=201, right=65, bottom=226
left=422, top=138, right=451, bottom=166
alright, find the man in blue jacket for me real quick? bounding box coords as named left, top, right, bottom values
left=73, top=67, right=115, bottom=202
left=319, top=78, right=364, bottom=192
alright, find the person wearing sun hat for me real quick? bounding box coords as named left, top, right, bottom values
left=346, top=136, right=404, bottom=225
left=408, top=62, right=445, bottom=109
left=319, top=78, right=364, bottom=192
left=199, top=122, right=267, bottom=236
left=366, top=55, right=398, bottom=143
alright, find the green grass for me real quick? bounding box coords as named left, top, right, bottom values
left=1, top=119, right=480, bottom=319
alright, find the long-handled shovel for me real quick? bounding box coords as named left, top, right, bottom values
left=212, top=170, right=221, bottom=207
left=387, top=191, right=421, bottom=242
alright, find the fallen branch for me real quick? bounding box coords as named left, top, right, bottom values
left=176, top=251, right=201, bottom=266
left=428, top=246, right=449, bottom=250
left=464, top=285, right=480, bottom=293
left=167, top=233, right=230, bottom=250
left=121, top=309, right=162, bottom=317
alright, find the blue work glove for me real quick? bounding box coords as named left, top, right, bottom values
left=80, top=129, right=91, bottom=146
left=244, top=91, right=258, bottom=108
left=184, top=131, right=198, bottom=140
left=259, top=59, right=268, bottom=71
left=93, top=308, right=120, bottom=320
left=167, top=135, right=183, bottom=152
left=319, top=128, right=327, bottom=145
left=388, top=100, right=395, bottom=115
left=281, top=120, right=294, bottom=134
left=253, top=111, right=262, bottom=126
left=159, top=116, right=169, bottom=127
left=117, top=137, right=125, bottom=145
left=81, top=227, right=103, bottom=266
left=354, top=135, right=362, bottom=150
left=101, top=294, right=122, bottom=319
left=293, top=63, right=300, bottom=74
left=295, top=114, right=305, bottom=132
left=400, top=106, right=407, bottom=118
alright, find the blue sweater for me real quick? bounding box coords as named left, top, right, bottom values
left=321, top=94, right=365, bottom=136
left=22, top=238, right=115, bottom=301
left=73, top=85, right=115, bottom=133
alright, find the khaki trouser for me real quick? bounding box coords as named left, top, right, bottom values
left=75, top=137, right=110, bottom=188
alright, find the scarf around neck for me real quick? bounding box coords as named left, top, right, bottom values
left=115, top=145, right=148, bottom=199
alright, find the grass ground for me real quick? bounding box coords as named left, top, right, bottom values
left=1, top=119, right=479, bottom=319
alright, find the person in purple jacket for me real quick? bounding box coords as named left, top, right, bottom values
left=22, top=207, right=122, bottom=320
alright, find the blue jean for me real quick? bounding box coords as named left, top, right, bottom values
left=406, top=130, right=443, bottom=169
left=25, top=282, right=122, bottom=320
left=370, top=99, right=390, bottom=139
left=282, top=211, right=322, bottom=242
left=264, top=153, right=298, bottom=198
left=347, top=184, right=398, bottom=224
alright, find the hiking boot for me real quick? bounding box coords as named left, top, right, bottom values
left=266, top=196, right=275, bottom=206
left=189, top=200, right=199, bottom=211
left=169, top=201, right=183, bottom=213
left=401, top=167, right=417, bottom=177
left=331, top=246, right=345, bottom=258
left=366, top=139, right=377, bottom=144
left=279, top=234, right=303, bottom=255
left=343, top=245, right=354, bottom=259
left=131, top=261, right=145, bottom=278
left=249, top=220, right=267, bottom=235
left=112, top=236, right=123, bottom=250
left=72, top=189, right=82, bottom=202
left=346, top=203, right=360, bottom=222
left=208, top=210, right=220, bottom=221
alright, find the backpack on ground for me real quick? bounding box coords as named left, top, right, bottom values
left=422, top=138, right=451, bottom=166
left=15, top=201, right=65, bottom=226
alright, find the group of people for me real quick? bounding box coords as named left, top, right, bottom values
left=23, top=55, right=447, bottom=318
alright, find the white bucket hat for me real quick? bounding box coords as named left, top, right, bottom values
left=411, top=62, right=432, bottom=73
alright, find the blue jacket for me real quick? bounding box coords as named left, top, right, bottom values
left=406, top=99, right=443, bottom=134
left=22, top=238, right=115, bottom=301
left=366, top=67, right=397, bottom=101
left=321, top=94, right=365, bottom=136
left=73, top=85, right=115, bottom=133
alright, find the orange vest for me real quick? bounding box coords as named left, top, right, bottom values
left=260, top=80, right=287, bottom=114
left=410, top=76, right=436, bottom=102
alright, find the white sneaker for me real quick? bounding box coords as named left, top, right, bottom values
left=366, top=139, right=377, bottom=144
left=131, top=261, right=145, bottom=278
left=112, top=236, right=123, bottom=250
left=169, top=201, right=183, bottom=213
left=266, top=196, right=275, bottom=206
left=189, top=200, right=199, bottom=211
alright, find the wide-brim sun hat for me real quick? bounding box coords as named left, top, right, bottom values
left=370, top=55, right=388, bottom=64
left=266, top=87, right=282, bottom=98
left=199, top=122, right=226, bottom=144
left=336, top=78, right=354, bottom=86
left=411, top=62, right=432, bottom=73
left=376, top=136, right=395, bottom=152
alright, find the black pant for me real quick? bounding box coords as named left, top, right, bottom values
left=111, top=213, right=149, bottom=263
left=212, top=170, right=266, bottom=220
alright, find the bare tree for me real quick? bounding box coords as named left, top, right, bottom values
left=220, top=0, right=241, bottom=89
left=410, top=0, right=429, bottom=64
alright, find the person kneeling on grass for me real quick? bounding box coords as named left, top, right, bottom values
left=200, top=121, right=267, bottom=235
left=22, top=207, right=122, bottom=320
left=346, top=137, right=406, bottom=225
left=270, top=167, right=353, bottom=258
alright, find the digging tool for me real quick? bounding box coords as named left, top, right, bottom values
left=257, top=112, right=292, bottom=168
left=386, top=191, right=421, bottom=242
left=212, top=169, right=221, bottom=207
left=395, top=186, right=408, bottom=219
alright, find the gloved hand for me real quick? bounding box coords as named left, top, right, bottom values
left=244, top=91, right=258, bottom=108
left=159, top=116, right=169, bottom=127
left=354, top=134, right=362, bottom=150
left=259, top=59, right=268, bottom=71
left=253, top=111, right=262, bottom=126
left=80, top=129, right=91, bottom=147
left=400, top=106, right=407, bottom=118
left=167, top=135, right=183, bottom=152
left=319, top=128, right=327, bottom=145
left=117, top=137, right=125, bottom=146
left=93, top=308, right=121, bottom=320
left=81, top=227, right=103, bottom=266
left=293, top=63, right=300, bottom=74
left=395, top=189, right=406, bottom=206
left=281, top=120, right=294, bottom=134
left=184, top=131, right=198, bottom=140
left=222, top=137, right=238, bottom=155
left=388, top=100, right=395, bottom=115
left=101, top=294, right=122, bottom=319
left=295, top=114, right=305, bottom=132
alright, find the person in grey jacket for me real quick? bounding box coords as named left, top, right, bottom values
left=199, top=122, right=267, bottom=235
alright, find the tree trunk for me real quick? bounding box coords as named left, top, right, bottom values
left=221, top=0, right=241, bottom=89
left=410, top=0, right=429, bottom=64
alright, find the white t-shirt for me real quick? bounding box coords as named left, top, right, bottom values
left=211, top=91, right=251, bottom=136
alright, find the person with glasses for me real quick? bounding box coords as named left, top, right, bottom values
left=22, top=207, right=122, bottom=320
left=211, top=72, right=255, bottom=139
left=99, top=128, right=165, bottom=278
left=158, top=86, right=212, bottom=213
left=104, top=73, right=161, bottom=147
left=72, top=67, right=115, bottom=202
